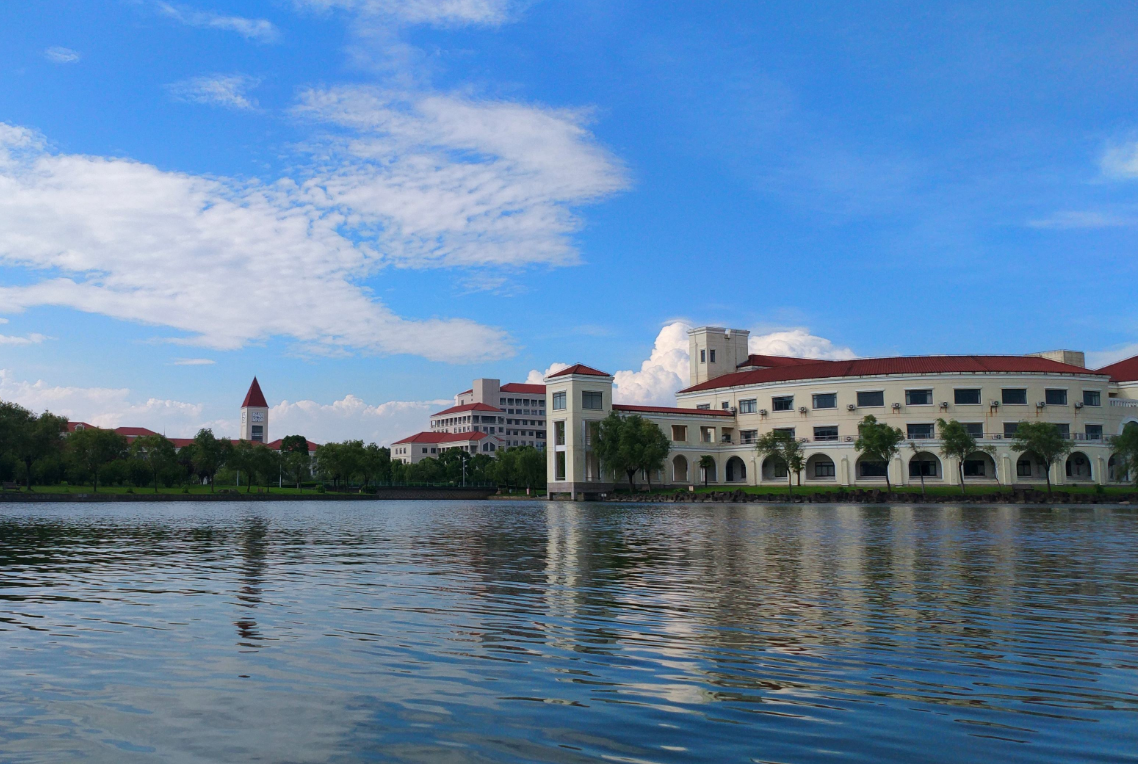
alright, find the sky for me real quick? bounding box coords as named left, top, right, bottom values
left=1, top=0, right=1137, bottom=443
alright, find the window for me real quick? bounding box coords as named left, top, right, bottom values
left=1083, top=390, right=1101, bottom=407
left=812, top=393, right=837, bottom=409
left=552, top=392, right=566, bottom=411
left=1017, top=458, right=1033, bottom=477
left=772, top=395, right=794, bottom=412
left=554, top=421, right=566, bottom=446
left=555, top=452, right=566, bottom=481
left=859, top=461, right=888, bottom=477
left=954, top=388, right=982, bottom=405
left=700, top=427, right=714, bottom=443
left=739, top=399, right=757, bottom=414
left=909, top=459, right=937, bottom=478
left=963, top=422, right=984, bottom=438
left=906, top=389, right=933, bottom=406
left=696, top=404, right=711, bottom=410
left=772, top=461, right=788, bottom=478
left=907, top=423, right=934, bottom=439
left=740, top=430, right=757, bottom=444
left=1002, top=388, right=1028, bottom=405
left=709, top=349, right=716, bottom=363
left=857, top=390, right=885, bottom=407
left=1045, top=389, right=1067, bottom=406
left=1085, top=424, right=1103, bottom=441
left=813, top=426, right=838, bottom=441
left=722, top=402, right=731, bottom=410
left=582, top=391, right=603, bottom=410
left=700, top=349, right=706, bottom=363
left=1055, top=423, right=1070, bottom=439
left=773, top=427, right=796, bottom=439
left=1003, top=421, right=1022, bottom=438
left=962, top=460, right=987, bottom=477
left=814, top=460, right=836, bottom=478
left=671, top=425, right=687, bottom=442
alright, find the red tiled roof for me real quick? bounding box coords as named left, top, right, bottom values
left=457, top=389, right=473, bottom=395
left=114, top=427, right=159, bottom=438
left=432, top=402, right=503, bottom=417
left=548, top=364, right=609, bottom=378
left=500, top=382, right=545, bottom=394
left=613, top=404, right=734, bottom=417
left=169, top=438, right=194, bottom=449
left=241, top=377, right=268, bottom=408
left=394, top=430, right=489, bottom=445
left=264, top=438, right=320, bottom=452
left=680, top=355, right=1107, bottom=394
left=738, top=354, right=819, bottom=369
left=1097, top=354, right=1138, bottom=382
left=67, top=421, right=97, bottom=433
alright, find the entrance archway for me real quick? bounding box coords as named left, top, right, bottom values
left=725, top=456, right=747, bottom=483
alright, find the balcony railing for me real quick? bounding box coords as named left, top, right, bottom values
left=1110, top=398, right=1138, bottom=408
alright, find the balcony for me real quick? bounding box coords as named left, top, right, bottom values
left=1110, top=399, right=1138, bottom=408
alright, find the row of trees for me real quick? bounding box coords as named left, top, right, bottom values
left=311, top=441, right=546, bottom=491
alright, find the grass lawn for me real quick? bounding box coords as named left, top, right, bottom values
left=0, top=484, right=324, bottom=496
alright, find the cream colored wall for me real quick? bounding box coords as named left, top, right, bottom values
left=239, top=406, right=268, bottom=442
left=545, top=373, right=613, bottom=494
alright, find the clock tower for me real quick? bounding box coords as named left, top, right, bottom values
left=239, top=377, right=269, bottom=443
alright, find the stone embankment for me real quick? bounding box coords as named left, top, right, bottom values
left=0, top=487, right=497, bottom=503
left=606, top=489, right=1136, bottom=505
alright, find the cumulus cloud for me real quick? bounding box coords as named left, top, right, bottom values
left=167, top=74, right=261, bottom=110
left=1101, top=141, right=1138, bottom=180
left=297, top=0, right=514, bottom=27
left=158, top=3, right=280, bottom=42
left=1087, top=343, right=1138, bottom=369
left=294, top=87, right=628, bottom=268
left=270, top=395, right=449, bottom=444
left=0, top=122, right=513, bottom=363
left=526, top=362, right=569, bottom=384
left=0, top=333, right=48, bottom=346
left=44, top=47, right=80, bottom=64
left=748, top=329, right=857, bottom=360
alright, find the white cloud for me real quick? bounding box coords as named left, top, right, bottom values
left=0, top=369, right=216, bottom=434
left=44, top=47, right=80, bottom=64
left=297, top=0, right=514, bottom=27
left=270, top=395, right=449, bottom=444
left=748, top=329, right=856, bottom=360
left=0, top=333, right=48, bottom=346
left=294, top=87, right=627, bottom=268
left=173, top=358, right=216, bottom=366
left=167, top=74, right=261, bottom=110
left=526, top=362, right=569, bottom=384
left=1087, top=343, right=1138, bottom=369
left=0, top=122, right=513, bottom=363
left=158, top=3, right=280, bottom=42
left=1101, top=141, right=1138, bottom=180
left=1028, top=210, right=1135, bottom=229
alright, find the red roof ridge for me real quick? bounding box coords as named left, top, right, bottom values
left=1096, top=353, right=1138, bottom=382
left=613, top=404, right=734, bottom=417
left=394, top=430, right=489, bottom=445
left=432, top=402, right=503, bottom=416
left=548, top=364, right=610, bottom=379
left=500, top=382, right=546, bottom=393
left=241, top=377, right=269, bottom=408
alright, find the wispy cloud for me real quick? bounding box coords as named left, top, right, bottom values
left=0, top=333, right=48, bottom=346
left=173, top=358, right=216, bottom=366
left=1087, top=343, right=1138, bottom=369
left=1027, top=210, right=1136, bottom=229
left=167, top=74, right=261, bottom=110
left=158, top=3, right=279, bottom=43
left=1101, top=141, right=1138, bottom=180
left=271, top=395, right=450, bottom=444
left=297, top=0, right=515, bottom=27
left=44, top=47, right=80, bottom=64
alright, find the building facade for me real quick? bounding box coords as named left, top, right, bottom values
left=546, top=327, right=1138, bottom=499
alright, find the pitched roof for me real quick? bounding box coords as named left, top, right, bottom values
left=264, top=438, right=321, bottom=452
left=680, top=355, right=1107, bottom=394
left=393, top=430, right=489, bottom=445
left=1097, top=354, right=1138, bottom=382
left=241, top=377, right=268, bottom=408
left=432, top=402, right=503, bottom=416
left=613, top=404, right=734, bottom=418
left=500, top=382, right=545, bottom=394
left=547, top=364, right=610, bottom=378
left=737, top=354, right=820, bottom=369
left=67, top=421, right=97, bottom=433
left=114, top=427, right=159, bottom=438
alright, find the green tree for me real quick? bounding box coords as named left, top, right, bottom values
left=855, top=415, right=904, bottom=492
left=1011, top=421, right=1070, bottom=496
left=279, top=435, right=310, bottom=456
left=754, top=430, right=804, bottom=496
left=1109, top=422, right=1138, bottom=487
left=250, top=444, right=280, bottom=490
left=67, top=427, right=128, bottom=491
left=229, top=440, right=258, bottom=491
left=283, top=449, right=311, bottom=489
left=516, top=446, right=546, bottom=492
left=936, top=418, right=996, bottom=494
left=593, top=412, right=670, bottom=492
left=698, top=455, right=716, bottom=487
left=191, top=429, right=231, bottom=492
left=362, top=443, right=390, bottom=487
left=130, top=434, right=177, bottom=493
left=0, top=404, right=67, bottom=490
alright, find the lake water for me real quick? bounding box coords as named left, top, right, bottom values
left=1, top=501, right=1136, bottom=763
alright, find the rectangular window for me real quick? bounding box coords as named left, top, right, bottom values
left=773, top=427, right=796, bottom=439
left=671, top=425, right=687, bottom=442
left=963, top=422, right=984, bottom=438
left=772, top=395, right=794, bottom=412
left=909, top=459, right=937, bottom=477
left=859, top=461, right=888, bottom=477
left=1055, top=423, right=1070, bottom=439
left=700, top=427, right=714, bottom=443
left=700, top=349, right=706, bottom=363
left=1083, top=390, right=1101, bottom=407
left=772, top=461, right=788, bottom=478
left=1003, top=421, right=1021, bottom=438
left=709, top=349, right=716, bottom=363
left=814, top=461, right=836, bottom=478
left=740, top=430, right=757, bottom=444
left=906, top=389, right=933, bottom=406
left=962, top=460, right=986, bottom=477
left=1045, top=389, right=1068, bottom=406
left=1002, top=388, right=1028, bottom=405
left=812, top=393, right=837, bottom=409
left=813, top=426, right=838, bottom=441
left=739, top=398, right=757, bottom=414
left=555, top=451, right=566, bottom=481
left=954, top=388, right=982, bottom=405
left=552, top=391, right=566, bottom=411
left=582, top=391, right=603, bottom=410
left=907, top=423, right=934, bottom=439
left=1085, top=424, right=1103, bottom=441
left=696, top=403, right=711, bottom=410
left=857, top=390, right=885, bottom=407
left=554, top=421, right=566, bottom=446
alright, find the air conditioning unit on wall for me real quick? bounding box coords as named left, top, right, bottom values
left=798, top=406, right=808, bottom=414
left=847, top=403, right=857, bottom=412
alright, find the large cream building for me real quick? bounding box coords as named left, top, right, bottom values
left=546, top=327, right=1138, bottom=499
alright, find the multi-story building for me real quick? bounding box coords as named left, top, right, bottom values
left=546, top=327, right=1138, bottom=499
left=394, top=377, right=547, bottom=464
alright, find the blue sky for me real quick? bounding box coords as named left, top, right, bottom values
left=1, top=1, right=1137, bottom=442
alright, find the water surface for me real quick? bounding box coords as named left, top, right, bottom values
left=1, top=500, right=1136, bottom=763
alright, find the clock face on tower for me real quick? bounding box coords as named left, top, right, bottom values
left=252, top=412, right=264, bottom=422
left=241, top=412, right=247, bottom=423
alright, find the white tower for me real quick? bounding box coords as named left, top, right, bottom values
left=239, top=377, right=269, bottom=443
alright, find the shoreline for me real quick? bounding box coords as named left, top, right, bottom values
left=0, top=487, right=497, bottom=503
left=603, top=488, right=1136, bottom=505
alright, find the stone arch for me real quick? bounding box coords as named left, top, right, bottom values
left=699, top=456, right=717, bottom=484
left=672, top=454, right=689, bottom=484
left=1016, top=450, right=1046, bottom=481
left=725, top=456, right=747, bottom=483
left=961, top=451, right=997, bottom=480
left=1121, top=418, right=1138, bottom=436
left=806, top=453, right=837, bottom=481
left=1065, top=451, right=1093, bottom=481
left=1108, top=454, right=1130, bottom=483
left=907, top=451, right=941, bottom=479
left=761, top=455, right=788, bottom=481
left=855, top=455, right=889, bottom=480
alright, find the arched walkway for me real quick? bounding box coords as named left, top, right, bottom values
left=672, top=454, right=689, bottom=483
left=762, top=456, right=788, bottom=481
left=1065, top=451, right=1093, bottom=481
left=1016, top=450, right=1046, bottom=481
left=961, top=451, right=997, bottom=481
left=1108, top=455, right=1129, bottom=483
left=856, top=456, right=888, bottom=480
left=699, top=457, right=717, bottom=484
left=725, top=456, right=747, bottom=483
left=806, top=453, right=836, bottom=481
left=907, top=451, right=941, bottom=480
